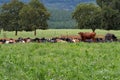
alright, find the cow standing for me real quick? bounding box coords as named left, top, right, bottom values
left=78, top=32, right=96, bottom=42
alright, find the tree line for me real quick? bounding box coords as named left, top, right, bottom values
left=72, top=0, right=120, bottom=32
left=0, top=0, right=50, bottom=36
left=0, top=0, right=120, bottom=36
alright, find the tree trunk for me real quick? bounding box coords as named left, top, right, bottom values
left=34, top=29, right=36, bottom=36
left=15, top=30, right=17, bottom=36
left=92, top=28, right=96, bottom=32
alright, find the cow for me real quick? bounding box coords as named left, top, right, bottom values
left=78, top=32, right=96, bottom=42
left=24, top=37, right=31, bottom=43
left=105, top=33, right=117, bottom=42
left=16, top=37, right=25, bottom=43
left=31, top=38, right=40, bottom=43
left=60, top=35, right=81, bottom=42
left=95, top=34, right=105, bottom=42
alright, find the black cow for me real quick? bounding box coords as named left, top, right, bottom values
left=105, top=33, right=117, bottom=42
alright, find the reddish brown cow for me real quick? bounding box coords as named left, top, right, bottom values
left=78, top=32, right=96, bottom=42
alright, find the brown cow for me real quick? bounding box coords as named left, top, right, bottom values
left=78, top=32, right=96, bottom=42
left=95, top=34, right=105, bottom=42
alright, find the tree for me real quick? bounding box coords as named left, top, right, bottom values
left=0, top=0, right=24, bottom=36
left=101, top=6, right=120, bottom=30
left=19, top=0, right=50, bottom=36
left=96, top=0, right=120, bottom=10
left=96, top=0, right=120, bottom=30
left=0, top=15, right=2, bottom=34
left=72, top=3, right=101, bottom=32
left=96, top=0, right=120, bottom=11
left=86, top=10, right=102, bottom=32
left=96, top=0, right=113, bottom=8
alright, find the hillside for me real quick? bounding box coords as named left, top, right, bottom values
left=0, top=0, right=96, bottom=10
left=41, top=0, right=96, bottom=10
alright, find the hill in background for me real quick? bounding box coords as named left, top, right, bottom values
left=0, top=0, right=96, bottom=10
left=41, top=0, right=96, bottom=10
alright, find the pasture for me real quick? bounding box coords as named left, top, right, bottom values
left=0, top=29, right=120, bottom=38
left=0, top=29, right=120, bottom=80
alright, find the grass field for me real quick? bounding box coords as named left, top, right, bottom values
left=0, top=29, right=120, bottom=80
left=0, top=29, right=120, bottom=38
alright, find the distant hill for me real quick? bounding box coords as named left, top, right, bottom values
left=41, top=0, right=96, bottom=10
left=0, top=0, right=96, bottom=10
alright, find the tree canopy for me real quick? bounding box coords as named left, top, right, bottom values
left=0, top=0, right=50, bottom=36
left=19, top=0, right=50, bottom=35
left=73, top=0, right=120, bottom=31
left=96, top=0, right=120, bottom=30
left=0, top=0, right=24, bottom=35
left=72, top=3, right=101, bottom=32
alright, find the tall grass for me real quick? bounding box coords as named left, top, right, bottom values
left=0, top=42, right=120, bottom=80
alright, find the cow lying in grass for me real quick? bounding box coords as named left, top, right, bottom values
left=0, top=33, right=119, bottom=44
left=95, top=34, right=105, bottom=42
left=47, top=36, right=81, bottom=43
left=0, top=38, right=16, bottom=44
left=105, top=33, right=117, bottom=42
left=60, top=35, right=81, bottom=43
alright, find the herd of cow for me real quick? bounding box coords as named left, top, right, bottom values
left=0, top=32, right=119, bottom=44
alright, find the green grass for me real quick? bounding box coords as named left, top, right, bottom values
left=0, top=29, right=120, bottom=38
left=0, top=29, right=120, bottom=80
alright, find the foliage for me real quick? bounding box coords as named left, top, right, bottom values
left=19, top=0, right=50, bottom=36
left=0, top=0, right=50, bottom=36
left=101, top=6, right=120, bottom=30
left=96, top=0, right=120, bottom=30
left=96, top=0, right=113, bottom=7
left=72, top=3, right=101, bottom=32
left=0, top=0, right=120, bottom=30
left=0, top=0, right=24, bottom=35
